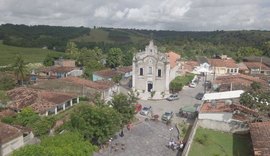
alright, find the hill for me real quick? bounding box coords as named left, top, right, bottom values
left=0, top=41, right=63, bottom=66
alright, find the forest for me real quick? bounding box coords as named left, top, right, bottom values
left=0, top=24, right=270, bottom=60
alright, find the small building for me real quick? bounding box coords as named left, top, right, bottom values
left=180, top=61, right=199, bottom=74
left=7, top=87, right=79, bottom=116
left=244, top=62, right=270, bottom=76
left=32, top=77, right=119, bottom=102
left=208, top=55, right=239, bottom=76
left=213, top=74, right=268, bottom=91
left=250, top=121, right=270, bottom=156
left=92, top=66, right=132, bottom=81
left=0, top=122, right=24, bottom=156
left=198, top=101, right=258, bottom=132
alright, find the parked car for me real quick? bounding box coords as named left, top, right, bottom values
left=189, top=83, right=197, bottom=88
left=162, top=111, right=174, bottom=121
left=195, top=93, right=204, bottom=100
left=140, top=106, right=152, bottom=116
left=166, top=94, right=179, bottom=101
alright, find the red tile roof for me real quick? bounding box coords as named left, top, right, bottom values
left=41, top=66, right=77, bottom=73
left=244, top=62, right=270, bottom=70
left=208, top=58, right=238, bottom=68
left=117, top=66, right=132, bottom=73
left=0, top=122, right=22, bottom=144
left=0, top=109, right=16, bottom=119
left=166, top=51, right=181, bottom=68
left=214, top=74, right=267, bottom=86
left=250, top=121, right=270, bottom=156
left=182, top=61, right=199, bottom=72
left=7, top=87, right=76, bottom=114
left=94, top=69, right=119, bottom=79
left=200, top=101, right=258, bottom=115
left=61, top=77, right=114, bottom=90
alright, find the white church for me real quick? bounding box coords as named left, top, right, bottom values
left=132, top=40, right=181, bottom=99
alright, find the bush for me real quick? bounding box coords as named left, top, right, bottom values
left=31, top=117, right=55, bottom=136
left=169, top=74, right=195, bottom=92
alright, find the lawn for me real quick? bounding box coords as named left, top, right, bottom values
left=189, top=128, right=253, bottom=156
left=0, top=41, right=63, bottom=66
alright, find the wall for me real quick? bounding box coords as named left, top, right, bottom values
left=92, top=74, right=104, bottom=81
left=198, top=112, right=233, bottom=122
left=1, top=135, right=24, bottom=156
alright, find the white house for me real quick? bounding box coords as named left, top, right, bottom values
left=132, top=40, right=180, bottom=97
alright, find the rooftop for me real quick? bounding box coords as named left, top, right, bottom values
left=62, top=77, right=114, bottom=90
left=0, top=122, right=22, bottom=144
left=182, top=61, right=199, bottom=72
left=7, top=87, right=76, bottom=114
left=202, top=90, right=244, bottom=101
left=117, top=66, right=132, bottom=73
left=166, top=51, right=180, bottom=68
left=244, top=62, right=270, bottom=70
left=214, top=74, right=267, bottom=86
left=41, top=66, right=77, bottom=73
left=208, top=58, right=238, bottom=68
left=250, top=121, right=270, bottom=156
left=93, top=69, right=119, bottom=79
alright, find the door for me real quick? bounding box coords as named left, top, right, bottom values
left=147, top=82, right=153, bottom=92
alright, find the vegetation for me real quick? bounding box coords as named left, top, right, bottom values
left=13, top=55, right=27, bottom=85
left=1, top=107, right=55, bottom=136
left=109, top=93, right=136, bottom=124
left=189, top=128, right=252, bottom=156
left=66, top=104, right=122, bottom=145
left=169, top=73, right=195, bottom=92
left=106, top=48, right=123, bottom=68
left=0, top=41, right=62, bottom=66
left=240, top=90, right=270, bottom=112
left=0, top=74, right=15, bottom=90
left=12, top=132, right=96, bottom=156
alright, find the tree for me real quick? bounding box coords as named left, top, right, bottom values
left=109, top=93, right=135, bottom=124
left=236, top=47, right=263, bottom=61
left=14, top=107, right=40, bottom=126
left=65, top=42, right=80, bottom=63
left=12, top=132, right=96, bottom=156
left=69, top=105, right=122, bottom=145
left=84, top=59, right=104, bottom=80
left=123, top=48, right=136, bottom=66
left=43, top=52, right=64, bottom=66
left=251, top=82, right=262, bottom=91
left=106, top=48, right=123, bottom=68
left=262, top=41, right=270, bottom=57
left=13, top=55, right=27, bottom=85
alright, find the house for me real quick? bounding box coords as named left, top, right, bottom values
left=198, top=100, right=258, bottom=132
left=180, top=61, right=199, bottom=74
left=92, top=66, right=132, bottom=81
left=250, top=121, right=270, bottom=156
left=7, top=87, right=79, bottom=116
left=0, top=122, right=24, bottom=156
left=132, top=40, right=181, bottom=95
left=32, top=77, right=119, bottom=102
left=208, top=55, right=239, bottom=76
left=244, top=62, right=270, bottom=76
left=237, top=62, right=249, bottom=74
left=213, top=74, right=268, bottom=91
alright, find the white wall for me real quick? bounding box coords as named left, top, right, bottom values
left=1, top=135, right=24, bottom=156
left=198, top=112, right=233, bottom=122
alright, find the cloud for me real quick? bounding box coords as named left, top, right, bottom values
left=0, top=0, right=269, bottom=30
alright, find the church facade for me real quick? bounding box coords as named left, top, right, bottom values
left=132, top=41, right=180, bottom=96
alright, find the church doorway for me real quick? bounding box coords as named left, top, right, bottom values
left=147, top=82, right=153, bottom=92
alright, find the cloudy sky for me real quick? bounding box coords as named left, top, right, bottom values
left=0, top=0, right=270, bottom=31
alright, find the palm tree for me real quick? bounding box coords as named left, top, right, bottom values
left=13, top=55, right=27, bottom=85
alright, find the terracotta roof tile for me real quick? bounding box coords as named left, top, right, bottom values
left=208, top=58, right=238, bottom=68
left=117, top=66, right=132, bottom=73
left=182, top=61, right=199, bottom=72
left=250, top=121, right=270, bottom=156
left=7, top=87, right=76, bottom=114
left=0, top=109, right=16, bottom=119
left=93, top=69, right=119, bottom=78
left=61, top=77, right=114, bottom=90
left=214, top=74, right=267, bottom=86
left=166, top=51, right=181, bottom=68
left=0, top=122, right=22, bottom=144
left=244, top=62, right=270, bottom=70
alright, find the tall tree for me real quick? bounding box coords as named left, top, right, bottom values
left=65, top=42, right=80, bottom=62
left=13, top=55, right=27, bottom=85
left=123, top=47, right=136, bottom=66
left=106, top=48, right=123, bottom=68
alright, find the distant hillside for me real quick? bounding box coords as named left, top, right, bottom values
left=0, top=41, right=63, bottom=66
left=0, top=24, right=270, bottom=59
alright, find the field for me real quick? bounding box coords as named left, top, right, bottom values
left=189, top=128, right=253, bottom=156
left=0, top=41, right=63, bottom=66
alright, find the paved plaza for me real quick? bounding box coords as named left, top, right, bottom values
left=94, top=121, right=179, bottom=156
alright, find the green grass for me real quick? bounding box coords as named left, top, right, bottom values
left=0, top=41, right=63, bottom=66
left=72, top=29, right=112, bottom=43
left=189, top=128, right=253, bottom=156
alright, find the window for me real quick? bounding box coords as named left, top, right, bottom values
left=148, top=67, right=152, bottom=74
left=158, top=69, right=162, bottom=77
left=230, top=69, right=234, bottom=73
left=139, top=68, right=143, bottom=76
left=234, top=68, right=237, bottom=73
